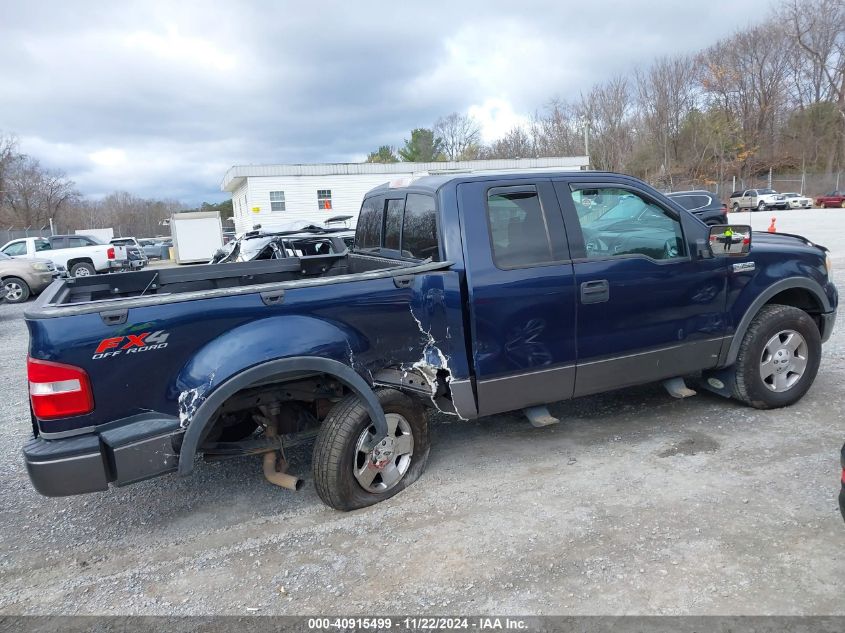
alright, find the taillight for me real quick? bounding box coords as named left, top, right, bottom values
left=28, top=357, right=94, bottom=420
left=107, top=247, right=115, bottom=259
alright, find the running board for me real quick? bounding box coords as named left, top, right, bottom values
left=524, top=405, right=560, bottom=427
left=663, top=377, right=697, bottom=399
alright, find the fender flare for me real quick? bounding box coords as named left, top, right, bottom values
left=722, top=277, right=831, bottom=366
left=177, top=357, right=387, bottom=476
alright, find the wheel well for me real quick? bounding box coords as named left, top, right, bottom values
left=177, top=357, right=391, bottom=476
left=66, top=258, right=94, bottom=268
left=202, top=373, right=347, bottom=444
left=764, top=288, right=822, bottom=321
left=765, top=287, right=821, bottom=311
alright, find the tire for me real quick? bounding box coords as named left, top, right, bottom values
left=70, top=262, right=96, bottom=277
left=731, top=202, right=740, bottom=212
left=840, top=201, right=845, bottom=209
left=3, top=277, right=31, bottom=303
left=730, top=304, right=821, bottom=409
left=757, top=201, right=766, bottom=212
left=313, top=388, right=430, bottom=511
left=820, top=201, right=826, bottom=208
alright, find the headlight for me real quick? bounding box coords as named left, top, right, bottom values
left=825, top=253, right=833, bottom=281
left=31, top=262, right=49, bottom=272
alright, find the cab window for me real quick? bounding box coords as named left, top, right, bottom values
left=485, top=186, right=555, bottom=269
left=355, top=195, right=384, bottom=252
left=402, top=194, right=439, bottom=260
left=34, top=239, right=52, bottom=252
left=570, top=187, right=685, bottom=260
left=2, top=241, right=27, bottom=256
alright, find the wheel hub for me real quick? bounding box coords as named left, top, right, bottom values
left=353, top=413, right=414, bottom=493
left=370, top=436, right=395, bottom=468
left=772, top=348, right=791, bottom=373
left=759, top=329, right=808, bottom=392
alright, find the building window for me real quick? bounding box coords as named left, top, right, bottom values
left=318, top=189, right=332, bottom=210
left=270, top=191, right=286, bottom=212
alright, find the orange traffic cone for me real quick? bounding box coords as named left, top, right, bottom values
left=768, top=217, right=776, bottom=233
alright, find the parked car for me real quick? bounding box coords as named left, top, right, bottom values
left=782, top=192, right=813, bottom=209
left=666, top=190, right=728, bottom=225
left=136, top=238, right=169, bottom=259
left=109, top=237, right=148, bottom=270
left=21, top=171, right=836, bottom=512
left=0, top=252, right=59, bottom=303
left=815, top=191, right=845, bottom=208
left=0, top=235, right=129, bottom=277
left=729, top=188, right=788, bottom=211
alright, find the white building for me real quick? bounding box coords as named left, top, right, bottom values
left=221, top=156, right=589, bottom=233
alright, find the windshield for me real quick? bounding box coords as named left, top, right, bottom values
left=758, top=189, right=776, bottom=195
left=783, top=193, right=798, bottom=198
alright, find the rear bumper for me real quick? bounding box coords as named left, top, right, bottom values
left=107, top=260, right=131, bottom=272
left=23, top=415, right=182, bottom=497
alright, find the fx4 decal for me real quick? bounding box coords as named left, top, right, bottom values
left=92, top=330, right=170, bottom=359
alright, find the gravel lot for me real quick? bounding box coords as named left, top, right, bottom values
left=1, top=209, right=844, bottom=616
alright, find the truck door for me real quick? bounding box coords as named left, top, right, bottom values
left=744, top=190, right=755, bottom=208
left=554, top=180, right=728, bottom=397
left=458, top=179, right=577, bottom=417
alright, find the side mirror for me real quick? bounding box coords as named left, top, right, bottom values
left=708, top=224, right=751, bottom=257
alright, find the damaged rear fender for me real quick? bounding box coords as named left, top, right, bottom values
left=176, top=356, right=388, bottom=476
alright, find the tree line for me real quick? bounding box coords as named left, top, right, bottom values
left=369, top=0, right=845, bottom=192
left=0, top=133, right=190, bottom=238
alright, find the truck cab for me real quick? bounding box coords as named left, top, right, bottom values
left=21, top=171, right=837, bottom=511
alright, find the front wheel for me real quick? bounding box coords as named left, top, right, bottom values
left=313, top=388, right=430, bottom=510
left=730, top=304, right=821, bottom=409
left=757, top=201, right=767, bottom=212
left=731, top=202, right=740, bottom=212
left=3, top=277, right=31, bottom=303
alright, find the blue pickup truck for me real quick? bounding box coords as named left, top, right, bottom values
left=22, top=171, right=837, bottom=510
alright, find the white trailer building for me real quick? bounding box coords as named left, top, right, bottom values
left=221, top=157, right=589, bottom=234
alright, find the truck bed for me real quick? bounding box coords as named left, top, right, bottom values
left=26, top=252, right=439, bottom=318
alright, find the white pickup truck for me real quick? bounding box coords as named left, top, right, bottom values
left=0, top=235, right=129, bottom=277
left=729, top=188, right=788, bottom=211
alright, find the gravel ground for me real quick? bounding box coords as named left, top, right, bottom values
left=1, top=209, right=844, bottom=616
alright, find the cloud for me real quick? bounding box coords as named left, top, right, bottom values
left=0, top=0, right=776, bottom=203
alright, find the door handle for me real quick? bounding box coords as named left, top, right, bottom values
left=580, top=279, right=609, bottom=304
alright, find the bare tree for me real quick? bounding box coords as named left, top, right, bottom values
left=635, top=55, right=698, bottom=184
left=783, top=0, right=845, bottom=171
left=1, top=155, right=78, bottom=229
left=434, top=112, right=482, bottom=160
left=529, top=99, right=581, bottom=157
left=579, top=76, right=635, bottom=172
left=483, top=126, right=534, bottom=159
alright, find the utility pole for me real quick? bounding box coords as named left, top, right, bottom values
left=581, top=117, right=590, bottom=169
left=48, top=217, right=54, bottom=236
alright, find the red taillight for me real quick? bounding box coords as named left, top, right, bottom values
left=107, top=247, right=115, bottom=259
left=28, top=357, right=94, bottom=420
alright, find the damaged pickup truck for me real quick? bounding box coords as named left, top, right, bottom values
left=22, top=171, right=837, bottom=510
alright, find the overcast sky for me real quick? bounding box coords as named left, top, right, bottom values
left=1, top=0, right=775, bottom=203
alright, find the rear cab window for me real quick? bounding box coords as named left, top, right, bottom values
left=354, top=191, right=440, bottom=261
